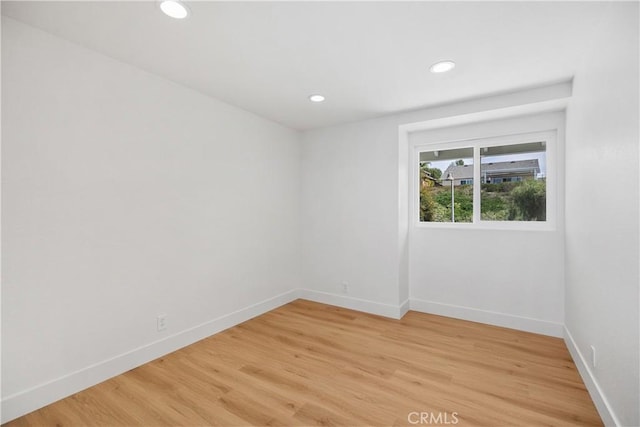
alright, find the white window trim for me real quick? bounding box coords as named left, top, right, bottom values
left=412, top=130, right=557, bottom=231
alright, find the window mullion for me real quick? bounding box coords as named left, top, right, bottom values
left=473, top=146, right=481, bottom=223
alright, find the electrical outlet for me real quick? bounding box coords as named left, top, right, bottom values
left=157, top=314, right=167, bottom=332
left=341, top=281, right=349, bottom=294
left=590, top=345, right=596, bottom=368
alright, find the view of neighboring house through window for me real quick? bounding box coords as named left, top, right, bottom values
left=417, top=132, right=552, bottom=225
left=480, top=142, right=546, bottom=221
left=419, top=148, right=473, bottom=223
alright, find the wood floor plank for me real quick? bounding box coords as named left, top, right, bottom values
left=3, top=299, right=602, bottom=426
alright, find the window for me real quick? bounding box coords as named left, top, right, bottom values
left=415, top=131, right=555, bottom=228
left=419, top=147, right=473, bottom=223
left=480, top=142, right=546, bottom=221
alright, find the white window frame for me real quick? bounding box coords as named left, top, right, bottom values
left=413, top=130, right=556, bottom=231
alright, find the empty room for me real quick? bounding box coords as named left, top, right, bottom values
left=1, top=1, right=638, bottom=426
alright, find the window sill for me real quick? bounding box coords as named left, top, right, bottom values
left=413, top=221, right=556, bottom=232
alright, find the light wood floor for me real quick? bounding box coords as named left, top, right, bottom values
left=5, top=300, right=602, bottom=426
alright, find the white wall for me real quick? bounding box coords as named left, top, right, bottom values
left=301, top=116, right=405, bottom=308
left=408, top=112, right=565, bottom=337
left=301, top=82, right=571, bottom=319
left=564, top=3, right=639, bottom=426
left=1, top=17, right=300, bottom=419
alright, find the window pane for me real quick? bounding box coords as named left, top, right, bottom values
left=480, top=142, right=546, bottom=221
left=419, top=148, right=473, bottom=223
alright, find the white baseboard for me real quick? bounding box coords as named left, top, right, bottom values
left=298, top=289, right=409, bottom=320
left=0, top=289, right=300, bottom=424
left=564, top=327, right=619, bottom=426
left=409, top=298, right=564, bottom=338
left=399, top=298, right=410, bottom=318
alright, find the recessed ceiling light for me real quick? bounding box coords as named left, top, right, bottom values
left=309, top=94, right=325, bottom=103
left=159, top=0, right=189, bottom=19
left=429, top=60, right=456, bottom=74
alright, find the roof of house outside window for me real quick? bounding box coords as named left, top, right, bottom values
left=441, top=159, right=540, bottom=181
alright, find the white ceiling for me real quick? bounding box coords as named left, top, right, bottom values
left=2, top=1, right=609, bottom=130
